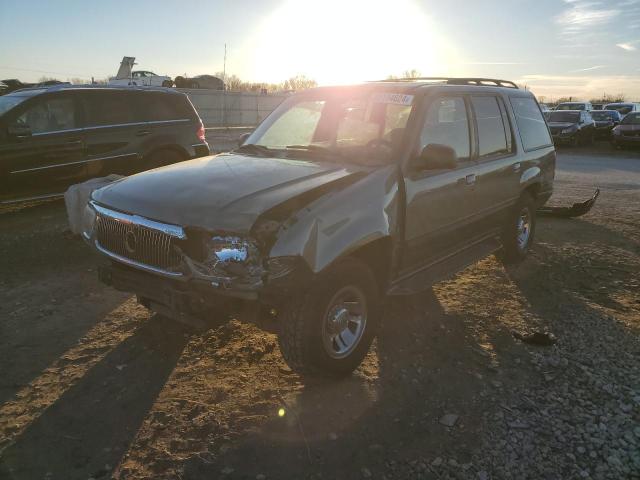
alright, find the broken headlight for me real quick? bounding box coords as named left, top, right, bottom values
left=209, top=236, right=251, bottom=263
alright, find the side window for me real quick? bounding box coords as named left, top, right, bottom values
left=420, top=96, right=470, bottom=160
left=83, top=93, right=135, bottom=127
left=140, top=93, right=181, bottom=121
left=510, top=97, right=552, bottom=151
left=471, top=96, right=509, bottom=158
left=16, top=97, right=77, bottom=134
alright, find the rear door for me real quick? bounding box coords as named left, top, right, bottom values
left=469, top=94, right=519, bottom=233
left=1, top=93, right=85, bottom=201
left=81, top=90, right=143, bottom=177
left=401, top=95, right=480, bottom=272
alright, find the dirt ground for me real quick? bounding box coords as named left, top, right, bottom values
left=0, top=146, right=638, bottom=480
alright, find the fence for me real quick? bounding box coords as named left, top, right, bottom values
left=178, top=89, right=287, bottom=127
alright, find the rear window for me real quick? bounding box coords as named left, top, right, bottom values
left=605, top=104, right=633, bottom=115
left=547, top=112, right=579, bottom=123
left=510, top=97, right=552, bottom=151
left=557, top=103, right=586, bottom=111
left=621, top=113, right=640, bottom=125
left=0, top=91, right=44, bottom=116
left=83, top=92, right=135, bottom=127
left=137, top=93, right=192, bottom=122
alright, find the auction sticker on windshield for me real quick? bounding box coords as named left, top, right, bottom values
left=372, top=93, right=414, bottom=105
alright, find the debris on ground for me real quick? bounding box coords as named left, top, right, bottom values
left=512, top=330, right=557, bottom=346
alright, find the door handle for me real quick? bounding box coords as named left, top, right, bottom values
left=136, top=130, right=151, bottom=137
left=465, top=173, right=476, bottom=186
left=513, top=162, right=521, bottom=172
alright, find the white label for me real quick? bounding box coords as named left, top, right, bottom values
left=372, top=93, right=414, bottom=106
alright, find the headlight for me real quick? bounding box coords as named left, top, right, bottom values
left=81, top=204, right=97, bottom=240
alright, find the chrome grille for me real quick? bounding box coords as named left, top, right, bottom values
left=93, top=205, right=184, bottom=273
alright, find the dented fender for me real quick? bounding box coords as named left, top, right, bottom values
left=520, top=166, right=541, bottom=186
left=268, top=165, right=401, bottom=273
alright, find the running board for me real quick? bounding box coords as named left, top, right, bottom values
left=387, top=236, right=501, bottom=295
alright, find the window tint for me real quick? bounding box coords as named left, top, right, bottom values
left=16, top=97, right=77, bottom=134
left=471, top=96, right=509, bottom=158
left=510, top=97, right=552, bottom=151
left=83, top=92, right=135, bottom=126
left=420, top=97, right=470, bottom=160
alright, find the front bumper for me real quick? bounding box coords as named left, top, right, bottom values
left=613, top=135, right=640, bottom=146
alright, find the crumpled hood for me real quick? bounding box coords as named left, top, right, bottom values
left=92, top=153, right=360, bottom=232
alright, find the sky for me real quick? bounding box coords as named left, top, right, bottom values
left=1, top=0, right=639, bottom=100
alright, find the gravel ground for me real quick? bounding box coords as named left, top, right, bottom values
left=0, top=145, right=638, bottom=480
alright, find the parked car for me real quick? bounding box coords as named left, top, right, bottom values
left=612, top=112, right=640, bottom=148
left=109, top=71, right=173, bottom=87
left=1, top=79, right=33, bottom=94
left=603, top=102, right=639, bottom=118
left=0, top=81, right=7, bottom=96
left=0, top=85, right=209, bottom=203
left=556, top=101, right=593, bottom=111
left=539, top=103, right=551, bottom=113
left=83, top=77, right=555, bottom=376
left=591, top=103, right=604, bottom=111
left=174, top=75, right=225, bottom=90
left=590, top=110, right=622, bottom=139
left=546, top=110, right=595, bottom=146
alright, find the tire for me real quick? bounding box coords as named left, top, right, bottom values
left=277, top=258, right=381, bottom=377
left=501, top=193, right=536, bottom=264
left=147, top=149, right=184, bottom=170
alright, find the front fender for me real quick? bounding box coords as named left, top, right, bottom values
left=269, top=165, right=400, bottom=273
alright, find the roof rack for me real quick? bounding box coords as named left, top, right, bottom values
left=376, top=77, right=519, bottom=89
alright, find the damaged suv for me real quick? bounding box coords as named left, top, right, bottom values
left=83, top=78, right=555, bottom=376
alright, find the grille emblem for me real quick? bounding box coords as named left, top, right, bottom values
left=125, top=230, right=137, bottom=253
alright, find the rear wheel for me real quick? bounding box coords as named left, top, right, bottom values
left=277, top=258, right=381, bottom=377
left=501, top=193, right=536, bottom=264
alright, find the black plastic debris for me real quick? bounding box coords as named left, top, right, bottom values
left=512, top=330, right=557, bottom=346
left=537, top=188, right=600, bottom=218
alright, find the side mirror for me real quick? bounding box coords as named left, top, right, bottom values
left=238, top=132, right=251, bottom=147
left=414, top=144, right=457, bottom=170
left=8, top=123, right=32, bottom=138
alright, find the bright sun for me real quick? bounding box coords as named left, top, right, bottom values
left=239, top=0, right=460, bottom=85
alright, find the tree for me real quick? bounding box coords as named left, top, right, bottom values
left=282, top=75, right=317, bottom=91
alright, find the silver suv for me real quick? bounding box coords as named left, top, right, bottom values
left=83, top=77, right=555, bottom=376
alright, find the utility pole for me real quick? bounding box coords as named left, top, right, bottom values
left=222, top=43, right=227, bottom=126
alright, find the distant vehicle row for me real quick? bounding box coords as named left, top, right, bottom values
left=542, top=100, right=640, bottom=117
left=544, top=109, right=640, bottom=148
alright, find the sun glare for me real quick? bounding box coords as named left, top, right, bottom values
left=239, top=0, right=460, bottom=85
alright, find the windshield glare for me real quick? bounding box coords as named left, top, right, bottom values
left=547, top=112, right=579, bottom=123
left=621, top=113, right=640, bottom=125
left=246, top=90, right=414, bottom=164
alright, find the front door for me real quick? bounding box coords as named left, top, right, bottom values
left=401, top=95, right=480, bottom=273
left=1, top=94, right=85, bottom=202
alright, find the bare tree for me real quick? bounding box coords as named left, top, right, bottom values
left=282, top=75, right=317, bottom=91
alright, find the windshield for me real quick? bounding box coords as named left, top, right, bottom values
left=621, top=113, right=640, bottom=125
left=556, top=103, right=586, bottom=111
left=547, top=111, right=579, bottom=123
left=591, top=111, right=613, bottom=121
left=244, top=89, right=414, bottom=165
left=605, top=104, right=633, bottom=115
left=0, top=92, right=39, bottom=116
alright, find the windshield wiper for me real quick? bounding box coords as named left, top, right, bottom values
left=285, top=144, right=340, bottom=157
left=234, top=143, right=273, bottom=155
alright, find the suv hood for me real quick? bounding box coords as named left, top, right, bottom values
left=92, top=153, right=361, bottom=233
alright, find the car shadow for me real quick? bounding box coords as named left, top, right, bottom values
left=0, top=315, right=190, bottom=480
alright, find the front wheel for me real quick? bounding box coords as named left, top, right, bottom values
left=500, top=193, right=536, bottom=264
left=277, top=258, right=381, bottom=377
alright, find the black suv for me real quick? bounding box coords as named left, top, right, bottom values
left=85, top=78, right=555, bottom=376
left=0, top=85, right=209, bottom=203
